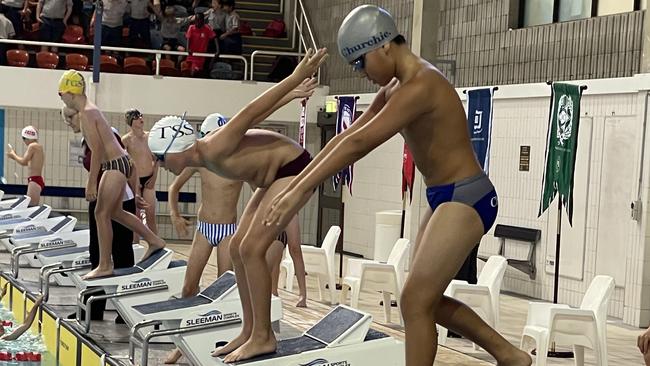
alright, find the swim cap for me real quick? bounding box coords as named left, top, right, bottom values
left=148, top=116, right=196, bottom=155
left=200, top=113, right=227, bottom=137
left=125, top=109, right=143, bottom=126
left=58, top=70, right=86, bottom=95
left=337, top=5, right=399, bottom=64
left=21, top=126, right=38, bottom=140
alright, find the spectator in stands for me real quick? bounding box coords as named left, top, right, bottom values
left=0, top=0, right=27, bottom=38
left=204, top=0, right=224, bottom=38
left=36, top=0, right=72, bottom=52
left=190, top=0, right=208, bottom=12
left=79, top=0, right=93, bottom=36
left=92, top=0, right=126, bottom=47
left=156, top=5, right=187, bottom=60
left=0, top=4, right=16, bottom=65
left=185, top=10, right=214, bottom=76
left=218, top=0, right=240, bottom=55
left=127, top=0, right=153, bottom=48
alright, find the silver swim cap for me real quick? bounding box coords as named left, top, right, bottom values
left=337, top=5, right=399, bottom=64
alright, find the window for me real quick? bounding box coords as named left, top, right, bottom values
left=559, top=0, right=592, bottom=21
left=519, top=0, right=643, bottom=27
left=523, top=0, right=554, bottom=26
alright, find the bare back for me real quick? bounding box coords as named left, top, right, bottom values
left=80, top=101, right=128, bottom=162
left=123, top=131, right=155, bottom=177
left=391, top=61, right=482, bottom=187
left=198, top=129, right=305, bottom=189
left=197, top=167, right=243, bottom=223
left=26, top=143, right=44, bottom=177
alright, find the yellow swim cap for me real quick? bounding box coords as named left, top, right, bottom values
left=58, top=70, right=86, bottom=95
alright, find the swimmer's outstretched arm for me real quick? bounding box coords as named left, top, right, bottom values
left=1, top=295, right=43, bottom=341
left=249, top=78, right=319, bottom=127
left=7, top=144, right=35, bottom=166
left=264, top=78, right=426, bottom=226
left=207, top=48, right=327, bottom=157
left=0, top=283, right=8, bottom=301
left=279, top=78, right=398, bottom=194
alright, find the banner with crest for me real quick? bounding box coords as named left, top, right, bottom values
left=539, top=83, right=582, bottom=225
left=466, top=88, right=494, bottom=173
left=332, top=96, right=357, bottom=195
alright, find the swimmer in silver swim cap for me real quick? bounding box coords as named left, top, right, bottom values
left=337, top=4, right=406, bottom=85
left=266, top=5, right=534, bottom=366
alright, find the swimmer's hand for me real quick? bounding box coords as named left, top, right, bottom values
left=33, top=294, right=44, bottom=307
left=290, top=78, right=318, bottom=100
left=171, top=214, right=191, bottom=236
left=5, top=146, right=16, bottom=160
left=292, top=48, right=328, bottom=79
left=0, top=283, right=7, bottom=300
left=264, top=187, right=307, bottom=227
left=61, top=106, right=77, bottom=121
left=85, top=182, right=97, bottom=202
left=135, top=195, right=149, bottom=209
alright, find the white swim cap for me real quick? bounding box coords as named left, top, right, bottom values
left=148, top=116, right=196, bottom=156
left=21, top=126, right=38, bottom=140
left=337, top=5, right=399, bottom=64
left=200, top=113, right=228, bottom=137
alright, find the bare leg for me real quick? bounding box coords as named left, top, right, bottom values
left=181, top=230, right=213, bottom=297
left=142, top=186, right=158, bottom=235
left=217, top=236, right=234, bottom=276
left=165, top=230, right=213, bottom=364
left=83, top=171, right=125, bottom=279
left=111, top=204, right=166, bottom=260
left=267, top=241, right=284, bottom=297
left=286, top=215, right=307, bottom=307
left=400, top=202, right=531, bottom=366
left=644, top=350, right=650, bottom=366
left=26, top=182, right=42, bottom=207
left=224, top=179, right=296, bottom=363
left=212, top=190, right=265, bottom=357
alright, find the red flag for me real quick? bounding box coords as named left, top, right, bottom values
left=402, top=143, right=415, bottom=202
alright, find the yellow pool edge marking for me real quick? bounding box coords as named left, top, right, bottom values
left=80, top=342, right=103, bottom=366
left=58, top=322, right=79, bottom=366
left=10, top=286, right=24, bottom=322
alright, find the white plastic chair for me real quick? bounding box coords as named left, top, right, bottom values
left=339, top=238, right=410, bottom=324
left=438, top=255, right=507, bottom=347
left=520, top=275, right=614, bottom=366
left=279, top=226, right=341, bottom=304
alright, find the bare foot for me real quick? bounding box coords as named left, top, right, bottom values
left=497, top=349, right=532, bottom=366
left=295, top=295, right=307, bottom=308
left=223, top=335, right=277, bottom=363
left=141, top=239, right=166, bottom=261
left=211, top=331, right=250, bottom=357
left=164, top=348, right=182, bottom=364
left=81, top=266, right=113, bottom=280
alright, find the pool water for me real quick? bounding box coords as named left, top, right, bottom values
left=0, top=304, right=55, bottom=365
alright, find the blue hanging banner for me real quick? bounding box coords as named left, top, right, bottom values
left=332, top=96, right=357, bottom=195
left=466, top=88, right=494, bottom=174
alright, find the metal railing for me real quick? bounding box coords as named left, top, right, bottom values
left=0, top=39, right=249, bottom=80
left=247, top=0, right=319, bottom=82
left=291, top=0, right=317, bottom=54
